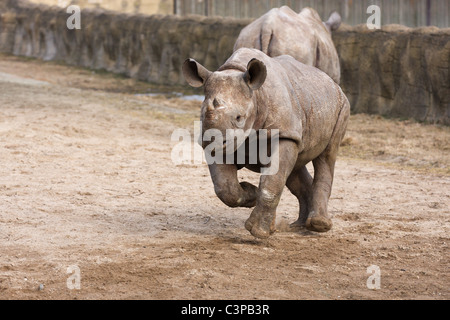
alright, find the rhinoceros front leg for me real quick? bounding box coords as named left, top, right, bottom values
left=245, top=139, right=298, bottom=239
left=208, top=163, right=258, bottom=208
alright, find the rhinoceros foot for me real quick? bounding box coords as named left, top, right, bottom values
left=305, top=216, right=332, bottom=233
left=289, top=219, right=307, bottom=231
left=245, top=214, right=276, bottom=239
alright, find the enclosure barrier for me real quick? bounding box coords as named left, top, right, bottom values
left=174, top=0, right=449, bottom=29
left=0, top=0, right=448, bottom=124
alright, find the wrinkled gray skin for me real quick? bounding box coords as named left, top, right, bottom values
left=182, top=48, right=350, bottom=239
left=234, top=6, right=342, bottom=84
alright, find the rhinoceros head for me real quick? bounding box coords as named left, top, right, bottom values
left=182, top=58, right=267, bottom=150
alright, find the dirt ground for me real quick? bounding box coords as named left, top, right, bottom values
left=0, top=54, right=448, bottom=300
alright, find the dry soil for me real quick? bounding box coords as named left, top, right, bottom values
left=0, top=54, right=448, bottom=300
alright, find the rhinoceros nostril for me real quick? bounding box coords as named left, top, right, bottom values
left=205, top=110, right=216, bottom=120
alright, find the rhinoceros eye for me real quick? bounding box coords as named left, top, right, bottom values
left=235, top=115, right=245, bottom=128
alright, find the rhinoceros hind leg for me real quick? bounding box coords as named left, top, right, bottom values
left=286, top=165, right=313, bottom=230
left=305, top=142, right=337, bottom=233
left=305, top=155, right=335, bottom=233
left=306, top=100, right=350, bottom=233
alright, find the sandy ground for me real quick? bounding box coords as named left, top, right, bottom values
left=0, top=54, right=448, bottom=300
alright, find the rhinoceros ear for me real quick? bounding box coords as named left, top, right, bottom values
left=244, top=58, right=267, bottom=91
left=182, top=59, right=212, bottom=88
left=324, top=11, right=341, bottom=32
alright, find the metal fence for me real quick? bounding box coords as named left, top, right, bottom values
left=173, top=0, right=449, bottom=28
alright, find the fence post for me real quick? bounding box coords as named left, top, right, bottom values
left=426, top=0, right=431, bottom=26
left=174, top=0, right=183, bottom=15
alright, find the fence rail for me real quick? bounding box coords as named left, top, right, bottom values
left=173, top=0, right=449, bottom=28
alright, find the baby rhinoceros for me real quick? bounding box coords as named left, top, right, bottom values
left=182, top=48, right=350, bottom=239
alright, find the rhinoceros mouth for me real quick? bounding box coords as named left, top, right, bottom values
left=222, top=140, right=230, bottom=151
left=223, top=139, right=243, bottom=154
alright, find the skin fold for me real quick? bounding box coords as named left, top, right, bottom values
left=183, top=48, right=350, bottom=239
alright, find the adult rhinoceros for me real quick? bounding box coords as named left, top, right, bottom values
left=234, top=6, right=342, bottom=84
left=182, top=48, right=350, bottom=239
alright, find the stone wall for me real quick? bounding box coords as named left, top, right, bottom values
left=0, top=0, right=247, bottom=85
left=333, top=24, right=449, bottom=125
left=1, top=0, right=449, bottom=124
